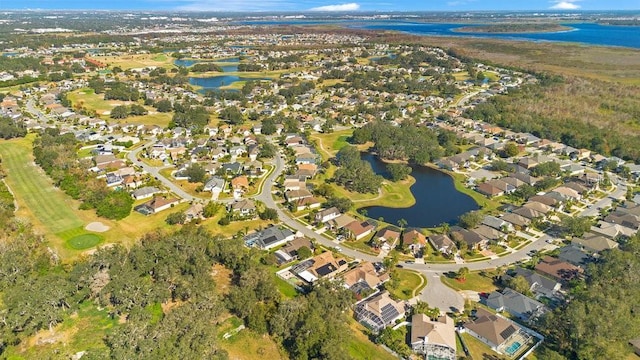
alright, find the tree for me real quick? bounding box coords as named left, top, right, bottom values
left=397, top=218, right=408, bottom=232
left=110, top=105, right=129, bottom=119
left=531, top=161, right=561, bottom=177
left=413, top=301, right=440, bottom=319
left=220, top=106, right=244, bottom=125
left=325, top=196, right=353, bottom=213
left=203, top=201, right=221, bottom=218
left=507, top=275, right=533, bottom=296
left=560, top=216, right=592, bottom=237
left=129, top=104, right=147, bottom=116
left=456, top=267, right=470, bottom=281
left=386, top=163, right=412, bottom=182
left=259, top=208, right=278, bottom=221
left=503, top=142, right=520, bottom=157
left=261, top=118, right=277, bottom=135
left=184, top=164, right=207, bottom=183
left=155, top=99, right=172, bottom=112
left=259, top=142, right=277, bottom=159
left=458, top=211, right=483, bottom=229
left=296, top=246, right=312, bottom=260
left=166, top=211, right=187, bottom=225
left=95, top=190, right=133, bottom=220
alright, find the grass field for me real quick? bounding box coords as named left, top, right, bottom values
left=217, top=316, right=286, bottom=360
left=0, top=136, right=85, bottom=235
left=67, top=233, right=103, bottom=250
left=99, top=53, right=175, bottom=70
left=461, top=332, right=508, bottom=360
left=441, top=272, right=498, bottom=293
left=388, top=269, right=427, bottom=300
left=347, top=320, right=397, bottom=360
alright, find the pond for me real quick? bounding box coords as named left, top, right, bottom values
left=174, top=57, right=240, bottom=72
left=188, top=75, right=263, bottom=92
left=360, top=153, right=479, bottom=228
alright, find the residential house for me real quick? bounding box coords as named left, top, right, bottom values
left=402, top=229, right=428, bottom=254
left=558, top=245, right=591, bottom=268
left=203, top=177, right=226, bottom=194
left=482, top=216, right=514, bottom=233
left=184, top=203, right=204, bottom=221
left=294, top=197, right=322, bottom=211
left=571, top=232, right=619, bottom=253
left=285, top=189, right=313, bottom=203
left=590, top=220, right=636, bottom=240
left=132, top=186, right=162, bottom=200
left=374, top=228, right=401, bottom=250
left=275, top=237, right=314, bottom=264
left=472, top=225, right=506, bottom=242
left=328, top=214, right=358, bottom=231
left=135, top=196, right=180, bottom=215
left=345, top=221, right=375, bottom=241
left=294, top=251, right=348, bottom=283
left=228, top=199, right=256, bottom=217
left=506, top=267, right=562, bottom=300
left=411, top=314, right=456, bottom=360
left=485, top=288, right=547, bottom=321
left=429, top=234, right=456, bottom=255
left=451, top=227, right=488, bottom=251
left=501, top=213, right=531, bottom=230
left=477, top=183, right=504, bottom=198
left=464, top=308, right=523, bottom=353
left=315, top=207, right=341, bottom=224
left=354, top=291, right=406, bottom=332
left=513, top=207, right=544, bottom=221
left=244, top=226, right=295, bottom=250
left=231, top=176, right=249, bottom=192
left=535, top=256, right=584, bottom=283
left=342, top=262, right=389, bottom=298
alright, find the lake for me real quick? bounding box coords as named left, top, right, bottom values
left=360, top=22, right=640, bottom=49
left=360, top=153, right=479, bottom=228
left=238, top=20, right=640, bottom=48
left=175, top=57, right=240, bottom=72
left=189, top=75, right=263, bottom=92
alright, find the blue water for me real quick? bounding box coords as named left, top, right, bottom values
left=360, top=153, right=478, bottom=228
left=189, top=75, right=269, bottom=93
left=505, top=341, right=522, bottom=356
left=361, top=22, right=640, bottom=49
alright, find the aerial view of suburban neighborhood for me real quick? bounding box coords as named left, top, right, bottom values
left=0, top=2, right=639, bottom=360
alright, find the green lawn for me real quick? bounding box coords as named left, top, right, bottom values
left=67, top=232, right=103, bottom=250
left=348, top=320, right=398, bottom=360
left=217, top=316, right=286, bottom=360
left=388, top=269, right=427, bottom=300
left=441, top=272, right=498, bottom=293
left=461, top=332, right=508, bottom=360
left=0, top=136, right=84, bottom=234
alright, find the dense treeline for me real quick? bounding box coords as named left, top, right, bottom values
left=352, top=120, right=459, bottom=164
left=104, top=82, right=140, bottom=101
left=333, top=146, right=383, bottom=194
left=169, top=105, right=210, bottom=132
left=0, top=116, right=27, bottom=139
left=0, top=219, right=357, bottom=359
left=33, top=130, right=133, bottom=219
left=464, top=79, right=640, bottom=162
left=540, top=234, right=640, bottom=359
left=190, top=62, right=223, bottom=72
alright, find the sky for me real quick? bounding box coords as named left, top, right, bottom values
left=6, top=0, right=639, bottom=12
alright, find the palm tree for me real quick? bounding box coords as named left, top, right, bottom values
left=439, top=222, right=450, bottom=235
left=397, top=218, right=408, bottom=232
left=456, top=267, right=470, bottom=281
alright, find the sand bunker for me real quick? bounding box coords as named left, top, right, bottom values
left=85, top=222, right=110, bottom=232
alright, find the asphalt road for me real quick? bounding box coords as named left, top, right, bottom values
left=418, top=273, right=465, bottom=313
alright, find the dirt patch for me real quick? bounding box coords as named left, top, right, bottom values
left=85, top=221, right=110, bottom=232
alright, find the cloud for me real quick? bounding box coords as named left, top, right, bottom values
left=550, top=1, right=581, bottom=10
left=310, top=3, right=360, bottom=11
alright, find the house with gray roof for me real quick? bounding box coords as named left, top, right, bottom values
left=507, top=267, right=562, bottom=300
left=132, top=186, right=162, bottom=200
left=485, top=288, right=547, bottom=321
left=244, top=226, right=295, bottom=250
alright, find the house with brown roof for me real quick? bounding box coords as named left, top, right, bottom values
left=135, top=196, right=180, bottom=215
left=374, top=228, right=401, bottom=250
left=285, top=188, right=313, bottom=203
left=477, top=182, right=504, bottom=198
left=464, top=308, right=522, bottom=352
left=411, top=314, right=457, bottom=360
left=345, top=221, right=375, bottom=241
left=231, top=176, right=249, bottom=191
left=429, top=234, right=456, bottom=255
left=535, top=256, right=584, bottom=282
left=354, top=291, right=406, bottom=332
left=342, top=262, right=389, bottom=298
left=295, top=251, right=348, bottom=283
left=403, top=229, right=428, bottom=254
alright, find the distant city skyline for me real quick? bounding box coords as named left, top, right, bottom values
left=5, top=0, right=640, bottom=12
